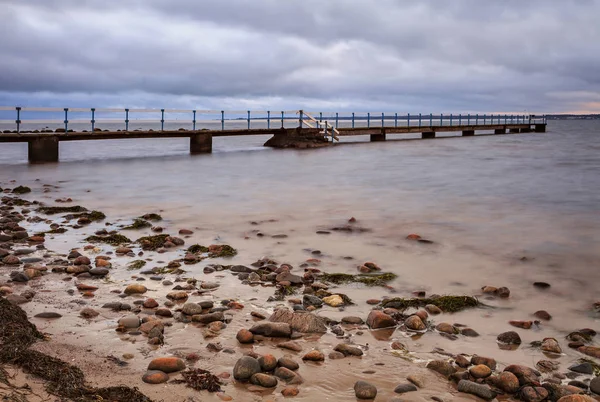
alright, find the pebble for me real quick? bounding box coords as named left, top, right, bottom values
left=250, top=373, right=278, bottom=388
left=354, top=381, right=377, bottom=399
left=457, top=380, right=496, bottom=400
left=366, top=310, right=396, bottom=329
left=118, top=315, right=140, bottom=328
left=281, top=387, right=299, bottom=397
left=590, top=376, right=600, bottom=395
left=182, top=302, right=204, bottom=315
left=334, top=343, right=364, bottom=356
left=534, top=310, right=552, bottom=320
left=274, top=367, right=303, bottom=384
left=405, top=315, right=426, bottom=331
left=460, top=327, right=479, bottom=337
left=249, top=322, right=292, bottom=338
left=278, top=341, right=302, bottom=352
left=504, top=365, right=541, bottom=386
left=541, top=337, right=562, bottom=354
left=34, top=312, right=62, bottom=319
left=124, top=284, right=147, bottom=295
left=471, top=355, right=497, bottom=370
left=435, top=322, right=456, bottom=334
left=302, top=350, right=324, bottom=361
left=568, top=362, right=594, bottom=375
left=533, top=282, right=551, bottom=289
left=302, top=294, right=323, bottom=308
left=147, top=357, right=185, bottom=373
left=236, top=329, right=254, bottom=344
left=520, top=386, right=549, bottom=401
left=278, top=357, right=300, bottom=371
left=322, top=294, right=344, bottom=307
left=233, top=356, right=261, bottom=380
left=469, top=364, right=492, bottom=378
left=455, top=355, right=470, bottom=368
left=494, top=371, right=520, bottom=393
left=497, top=331, right=522, bottom=345
left=80, top=308, right=99, bottom=318
left=328, top=351, right=345, bottom=359
left=192, top=312, right=224, bottom=324
left=258, top=354, right=277, bottom=371
left=427, top=360, right=457, bottom=377
left=142, top=370, right=169, bottom=384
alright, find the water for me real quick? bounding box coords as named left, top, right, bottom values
left=1, top=120, right=599, bottom=400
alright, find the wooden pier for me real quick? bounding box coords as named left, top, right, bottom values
left=0, top=108, right=547, bottom=163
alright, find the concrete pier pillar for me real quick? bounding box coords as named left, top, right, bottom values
left=509, top=128, right=520, bottom=133
left=494, top=129, right=506, bottom=134
left=462, top=130, right=475, bottom=136
left=520, top=127, right=532, bottom=133
left=28, top=136, right=59, bottom=163
left=534, top=124, right=546, bottom=133
left=370, top=133, right=386, bottom=142
left=190, top=133, right=212, bottom=154
left=422, top=132, right=436, bottom=139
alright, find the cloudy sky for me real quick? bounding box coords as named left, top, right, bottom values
left=0, top=0, right=599, bottom=113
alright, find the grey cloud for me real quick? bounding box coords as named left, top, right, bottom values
left=0, top=0, right=598, bottom=113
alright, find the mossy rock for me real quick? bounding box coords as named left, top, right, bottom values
left=68, top=211, right=106, bottom=222
left=85, top=233, right=131, bottom=246
left=127, top=260, right=147, bottom=270
left=140, top=213, right=162, bottom=221
left=136, top=234, right=170, bottom=251
left=35, top=227, right=68, bottom=237
left=319, top=272, right=397, bottom=287
left=188, top=244, right=209, bottom=254
left=381, top=295, right=479, bottom=313
left=38, top=205, right=87, bottom=214
left=154, top=266, right=186, bottom=275
left=314, top=290, right=355, bottom=305
left=578, top=358, right=600, bottom=376
left=4, top=197, right=30, bottom=206
left=208, top=245, right=238, bottom=258
left=123, top=219, right=152, bottom=230
left=12, top=186, right=31, bottom=194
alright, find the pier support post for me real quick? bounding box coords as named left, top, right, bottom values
left=462, top=130, right=475, bottom=136
left=520, top=127, right=532, bottom=133
left=422, top=132, right=436, bottom=139
left=509, top=128, right=520, bottom=133
left=28, top=136, right=59, bottom=163
left=494, top=129, right=506, bottom=134
left=190, top=133, right=212, bottom=154
left=534, top=124, right=546, bottom=133
left=370, top=130, right=386, bottom=142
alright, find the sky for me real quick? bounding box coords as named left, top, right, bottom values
left=0, top=0, right=599, bottom=114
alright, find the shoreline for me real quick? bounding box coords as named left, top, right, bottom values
left=1, top=182, right=599, bottom=401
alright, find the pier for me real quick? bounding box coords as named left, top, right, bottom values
left=0, top=107, right=547, bottom=163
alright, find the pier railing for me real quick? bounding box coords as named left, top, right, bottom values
left=0, top=107, right=547, bottom=134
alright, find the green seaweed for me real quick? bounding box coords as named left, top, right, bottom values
left=12, top=186, right=31, bottom=194
left=127, top=260, right=147, bottom=270
left=70, top=211, right=106, bottom=222
left=578, top=358, right=600, bottom=376
left=136, top=234, right=169, bottom=251
left=315, top=290, right=355, bottom=305
left=153, top=266, right=186, bottom=275
left=188, top=244, right=209, bottom=254
left=38, top=205, right=87, bottom=214
left=34, top=227, right=69, bottom=237
left=381, top=295, right=479, bottom=313
left=319, top=272, right=397, bottom=287
left=209, top=245, right=238, bottom=258
left=140, top=213, right=162, bottom=221
left=85, top=233, right=131, bottom=246
left=123, top=219, right=152, bottom=230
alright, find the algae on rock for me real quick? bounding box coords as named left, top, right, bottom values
left=136, top=234, right=170, bottom=251
left=319, top=272, right=397, bottom=287
left=123, top=219, right=152, bottom=230
left=85, top=233, right=131, bottom=246
left=381, top=295, right=479, bottom=313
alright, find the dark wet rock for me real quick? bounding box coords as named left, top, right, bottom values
left=394, top=383, right=418, bottom=394
left=497, top=331, right=522, bottom=345
left=341, top=316, right=364, bottom=325
left=142, top=370, right=169, bottom=384
left=10, top=272, right=29, bottom=282
left=520, top=386, right=549, bottom=401
left=405, top=315, right=426, bottom=331
left=568, top=362, right=594, bottom=375
left=278, top=341, right=303, bottom=352
left=277, top=357, right=299, bottom=371
left=182, top=303, right=204, bottom=315
left=458, top=380, right=496, bottom=400
left=334, top=343, right=364, bottom=357
left=192, top=312, right=224, bottom=324
left=236, top=329, right=254, bottom=344
left=471, top=355, right=497, bottom=370
left=366, top=310, right=396, bottom=329
left=470, top=364, right=492, bottom=378
left=577, top=346, right=600, bottom=359
left=147, top=357, right=185, bottom=373
left=534, top=310, right=552, bottom=320
left=493, top=371, right=520, bottom=393
left=435, top=322, right=457, bottom=334
left=533, top=282, right=551, bottom=289
left=34, top=312, right=62, bottom=319
left=354, top=381, right=377, bottom=399
left=89, top=267, right=109, bottom=276
left=460, top=327, right=479, bottom=337
left=268, top=308, right=327, bottom=333
left=541, top=337, right=562, bottom=354
left=250, top=322, right=292, bottom=338
left=233, top=356, right=261, bottom=381
left=3, top=255, right=21, bottom=265
left=257, top=354, right=277, bottom=371
left=427, top=360, right=457, bottom=377
left=302, top=350, right=325, bottom=362
left=504, top=365, right=541, bottom=386
left=302, top=294, right=323, bottom=308
left=274, top=367, right=303, bottom=384
left=251, top=373, right=278, bottom=388
left=568, top=380, right=588, bottom=390
left=231, top=265, right=253, bottom=273
left=455, top=355, right=470, bottom=368
left=590, top=376, right=600, bottom=395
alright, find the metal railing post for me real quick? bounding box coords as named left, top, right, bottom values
left=16, top=107, right=21, bottom=134
left=459, top=114, right=462, bottom=125
left=483, top=114, right=486, bottom=125
left=476, top=114, right=479, bottom=125
left=125, top=108, right=129, bottom=131
left=352, top=112, right=355, bottom=128
left=407, top=113, right=410, bottom=127
left=247, top=110, right=251, bottom=130
left=160, top=109, right=165, bottom=131
left=221, top=111, right=225, bottom=130
left=64, top=108, right=69, bottom=132
left=281, top=111, right=284, bottom=128
left=467, top=113, right=470, bottom=125
left=450, top=113, right=453, bottom=126
left=504, top=114, right=507, bottom=124
left=394, top=113, right=398, bottom=127
left=367, top=112, right=370, bottom=128
left=299, top=110, right=303, bottom=128
left=267, top=111, right=270, bottom=129
left=381, top=112, right=384, bottom=127
left=193, top=110, right=196, bottom=131
left=429, top=113, right=432, bottom=127
left=440, top=113, right=443, bottom=126
left=419, top=113, right=422, bottom=127
left=91, top=108, right=95, bottom=131
left=319, top=112, right=323, bottom=129
left=335, top=112, right=339, bottom=129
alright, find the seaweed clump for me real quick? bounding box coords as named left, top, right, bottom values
left=172, top=368, right=222, bottom=392
left=208, top=245, right=238, bottom=258
left=38, top=205, right=87, bottom=214
left=319, top=272, right=397, bottom=287
left=136, top=234, right=170, bottom=251
left=68, top=211, right=106, bottom=222
left=85, top=233, right=131, bottom=246
left=127, top=260, right=147, bottom=270
left=140, top=213, right=162, bottom=221
left=123, top=219, right=152, bottom=230
left=12, top=186, right=31, bottom=194
left=188, top=244, right=209, bottom=254
left=35, top=227, right=68, bottom=237
left=381, top=295, right=479, bottom=313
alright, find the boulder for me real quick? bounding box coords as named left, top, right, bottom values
left=427, top=360, right=457, bottom=377
left=147, top=357, right=185, bottom=373
left=366, top=310, right=396, bottom=329
left=233, top=356, right=261, bottom=381
left=250, top=373, right=278, bottom=388
left=268, top=308, right=327, bottom=333
left=504, top=365, right=541, bottom=386
left=354, top=381, right=377, bottom=399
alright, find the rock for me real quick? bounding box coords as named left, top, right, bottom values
left=427, top=360, right=457, bottom=377
left=534, top=310, right=552, bottom=320
left=366, top=310, right=396, bottom=329
left=497, top=287, right=511, bottom=298
left=277, top=271, right=303, bottom=285
left=192, top=312, right=224, bottom=324
left=568, top=363, right=594, bottom=375
left=155, top=308, right=172, bottom=317
left=147, top=357, right=185, bottom=373
left=541, top=337, right=562, bottom=354
left=302, top=350, right=324, bottom=361
left=6, top=294, right=28, bottom=305
left=278, top=341, right=303, bottom=352
left=494, top=371, right=520, bottom=393
left=405, top=315, right=426, bottom=331
left=458, top=380, right=496, bottom=400
left=471, top=355, right=497, bottom=370
left=455, top=355, right=470, bottom=368
left=250, top=322, right=292, bottom=338
left=124, top=284, right=147, bottom=295
left=354, top=381, right=377, bottom=399
left=406, top=374, right=424, bottom=388
left=334, top=343, right=364, bottom=356
left=533, top=282, right=551, bottom=289
left=497, top=331, right=522, bottom=345
left=182, top=303, right=204, bottom=315
left=80, top=308, right=99, bottom=318
left=328, top=351, right=345, bottom=360
left=277, top=357, right=299, bottom=371
left=281, top=387, right=300, bottom=397
left=435, top=322, right=456, bottom=334
left=577, top=346, right=600, bottom=358
left=166, top=291, right=188, bottom=300
left=394, top=383, right=418, bottom=394
left=118, top=315, right=140, bottom=328
left=258, top=354, right=277, bottom=371
left=268, top=308, right=327, bottom=333
left=302, top=294, right=323, bottom=308
left=504, top=365, right=541, bottom=386
left=179, top=229, right=193, bottom=235
left=142, top=370, right=169, bottom=384
left=510, top=320, right=533, bottom=329
left=34, top=312, right=62, bottom=319
left=10, top=272, right=29, bottom=282
left=3, top=255, right=21, bottom=265
left=322, top=294, right=344, bottom=307
left=470, top=364, right=492, bottom=378
left=521, top=386, right=549, bottom=401
left=590, top=376, right=600, bottom=395
left=116, top=247, right=132, bottom=254
left=89, top=267, right=109, bottom=276
left=250, top=373, right=278, bottom=388
left=557, top=396, right=597, bottom=402
left=74, top=256, right=91, bottom=265
left=341, top=316, right=364, bottom=325
left=143, top=298, right=159, bottom=309
left=274, top=367, right=303, bottom=384
left=233, top=356, right=261, bottom=381
left=236, top=329, right=254, bottom=344
left=460, top=327, right=479, bottom=337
